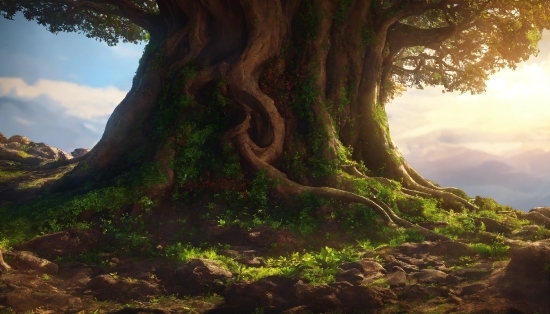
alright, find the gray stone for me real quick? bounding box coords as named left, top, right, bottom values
left=530, top=207, right=550, bottom=219
left=476, top=217, right=512, bottom=235
left=386, top=266, right=407, bottom=288
left=459, top=283, right=487, bottom=296
left=412, top=269, right=448, bottom=285
left=519, top=212, right=550, bottom=228
left=335, top=268, right=364, bottom=285
left=7, top=135, right=31, bottom=145
left=339, top=259, right=386, bottom=282
left=385, top=260, right=420, bottom=274
left=71, top=148, right=90, bottom=158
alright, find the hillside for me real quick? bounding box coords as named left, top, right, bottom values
left=0, top=133, right=549, bottom=314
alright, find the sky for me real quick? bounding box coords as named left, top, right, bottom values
left=0, top=13, right=549, bottom=211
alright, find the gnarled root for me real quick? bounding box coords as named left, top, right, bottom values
left=0, top=249, right=11, bottom=272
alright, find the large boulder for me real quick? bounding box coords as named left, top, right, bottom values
left=530, top=207, right=550, bottom=219
left=491, top=239, right=550, bottom=313
left=85, top=274, right=161, bottom=302
left=175, top=259, right=233, bottom=295
left=0, top=134, right=72, bottom=165
left=14, top=229, right=106, bottom=261
left=27, top=142, right=71, bottom=160
left=518, top=211, right=550, bottom=228
left=7, top=135, right=31, bottom=145
left=220, top=276, right=396, bottom=313
left=71, top=148, right=90, bottom=158
left=338, top=259, right=386, bottom=283
left=385, top=266, right=407, bottom=288
left=476, top=217, right=512, bottom=235
left=411, top=269, right=448, bottom=285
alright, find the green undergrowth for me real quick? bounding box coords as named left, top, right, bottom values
left=165, top=243, right=361, bottom=285
left=0, top=169, right=26, bottom=183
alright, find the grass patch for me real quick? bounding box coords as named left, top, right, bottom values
left=469, top=237, right=510, bottom=260
left=0, top=169, right=26, bottom=182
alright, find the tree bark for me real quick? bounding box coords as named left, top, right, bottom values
left=58, top=0, right=476, bottom=227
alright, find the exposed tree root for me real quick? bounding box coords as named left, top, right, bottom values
left=344, top=164, right=477, bottom=213
left=0, top=250, right=11, bottom=272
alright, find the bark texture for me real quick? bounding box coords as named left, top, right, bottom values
left=62, top=0, right=482, bottom=227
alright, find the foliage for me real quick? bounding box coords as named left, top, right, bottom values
left=163, top=243, right=364, bottom=285
left=0, top=0, right=154, bottom=45
left=434, top=210, right=478, bottom=239
left=469, top=237, right=510, bottom=260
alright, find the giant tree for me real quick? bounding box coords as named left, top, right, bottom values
left=2, top=0, right=549, bottom=228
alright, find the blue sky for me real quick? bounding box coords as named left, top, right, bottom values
left=1, top=13, right=549, bottom=211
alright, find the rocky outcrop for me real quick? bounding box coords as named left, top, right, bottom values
left=530, top=207, right=550, bottom=219
left=14, top=229, right=106, bottom=261
left=71, top=148, right=90, bottom=158
left=219, top=277, right=397, bottom=313
left=0, top=133, right=72, bottom=166
left=518, top=211, right=550, bottom=228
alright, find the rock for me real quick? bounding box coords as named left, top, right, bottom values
left=335, top=268, right=364, bottom=285
left=5, top=142, right=21, bottom=150
left=386, top=266, right=407, bottom=288
left=451, top=262, right=493, bottom=280
left=7, top=135, right=31, bottom=145
left=0, top=132, right=7, bottom=143
left=459, top=283, right=487, bottom=296
left=518, top=212, right=550, bottom=228
left=412, top=269, right=448, bottom=285
left=396, top=241, right=474, bottom=258
left=15, top=229, right=106, bottom=261
left=385, top=259, right=420, bottom=273
left=175, top=258, right=232, bottom=294
left=530, top=207, right=550, bottom=219
left=12, top=251, right=58, bottom=274
left=492, top=240, right=550, bottom=313
left=399, top=284, right=431, bottom=303
left=85, top=274, right=160, bottom=302
left=476, top=217, right=512, bottom=235
left=239, top=257, right=266, bottom=268
left=27, top=143, right=71, bottom=160
left=339, top=259, right=386, bottom=282
left=223, top=276, right=297, bottom=312
left=71, top=148, right=90, bottom=158
left=506, top=240, right=550, bottom=276
left=513, top=225, right=543, bottom=238
left=337, top=285, right=397, bottom=312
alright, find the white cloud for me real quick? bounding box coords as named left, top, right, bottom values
left=0, top=77, right=127, bottom=120
left=13, top=116, right=33, bottom=126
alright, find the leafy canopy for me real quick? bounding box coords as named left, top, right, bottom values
left=1, top=0, right=549, bottom=95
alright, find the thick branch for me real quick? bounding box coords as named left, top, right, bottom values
left=58, top=0, right=159, bottom=31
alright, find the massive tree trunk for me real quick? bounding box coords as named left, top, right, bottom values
left=63, top=0, right=476, bottom=227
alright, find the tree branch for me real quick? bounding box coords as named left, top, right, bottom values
left=54, top=0, right=159, bottom=31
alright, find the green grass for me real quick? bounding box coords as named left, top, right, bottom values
left=0, top=169, right=26, bottom=182
left=469, top=240, right=510, bottom=260
left=163, top=244, right=361, bottom=285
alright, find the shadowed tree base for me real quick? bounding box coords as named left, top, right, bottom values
left=54, top=0, right=481, bottom=231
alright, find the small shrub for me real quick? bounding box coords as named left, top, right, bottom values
left=469, top=236, right=509, bottom=260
